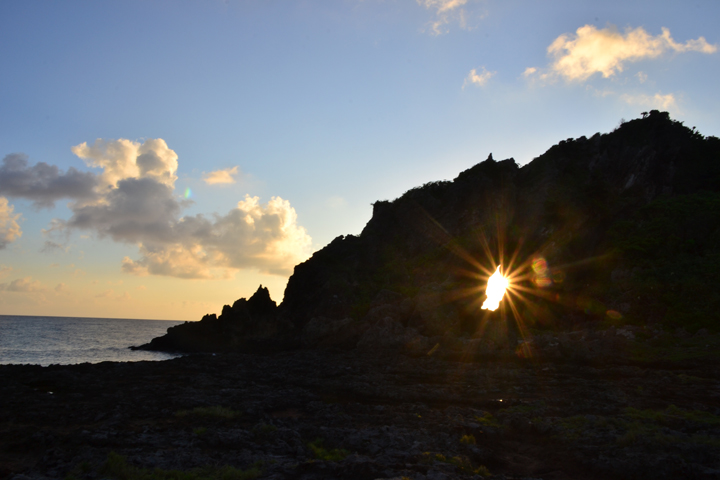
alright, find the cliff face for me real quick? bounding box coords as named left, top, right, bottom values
left=136, top=111, right=720, bottom=353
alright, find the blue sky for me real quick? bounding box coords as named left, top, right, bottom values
left=0, top=0, right=718, bottom=320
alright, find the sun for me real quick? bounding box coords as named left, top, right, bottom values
left=481, top=265, right=509, bottom=311
left=410, top=208, right=576, bottom=354
left=443, top=226, right=560, bottom=353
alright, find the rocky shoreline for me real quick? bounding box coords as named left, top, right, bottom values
left=3, top=337, right=720, bottom=480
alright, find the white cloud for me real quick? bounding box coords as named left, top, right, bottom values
left=545, top=25, right=717, bottom=82
left=69, top=182, right=312, bottom=277
left=120, top=194, right=311, bottom=278
left=463, top=66, right=495, bottom=88
left=121, top=245, right=211, bottom=279
left=636, top=71, right=648, bottom=83
left=522, top=67, right=537, bottom=77
left=0, top=196, right=21, bottom=249
left=418, top=0, right=484, bottom=35
left=620, top=92, right=678, bottom=110
left=68, top=139, right=310, bottom=278
left=203, top=166, right=239, bottom=185
left=419, top=0, right=467, bottom=14
left=71, top=138, right=178, bottom=190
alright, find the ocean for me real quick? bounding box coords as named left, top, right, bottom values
left=0, top=315, right=184, bottom=366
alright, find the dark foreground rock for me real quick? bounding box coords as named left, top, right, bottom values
left=131, top=286, right=296, bottom=354
left=2, top=347, right=720, bottom=480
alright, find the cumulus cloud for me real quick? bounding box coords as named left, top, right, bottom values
left=120, top=194, right=311, bottom=278
left=65, top=177, right=183, bottom=244
left=544, top=25, right=717, bottom=82
left=63, top=139, right=311, bottom=278
left=64, top=178, right=310, bottom=277
left=2, top=138, right=311, bottom=278
left=71, top=138, right=178, bottom=189
left=0, top=196, right=22, bottom=249
left=0, top=277, right=44, bottom=292
left=418, top=0, right=484, bottom=35
left=121, top=245, right=209, bottom=279
left=463, top=66, right=496, bottom=88
left=620, top=92, right=678, bottom=110
left=203, top=166, right=239, bottom=185
left=0, top=154, right=98, bottom=208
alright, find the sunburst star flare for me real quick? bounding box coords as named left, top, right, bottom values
left=481, top=265, right=509, bottom=311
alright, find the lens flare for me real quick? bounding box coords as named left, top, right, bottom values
left=532, top=256, right=553, bottom=287
left=481, top=265, right=509, bottom=311
left=184, top=187, right=192, bottom=199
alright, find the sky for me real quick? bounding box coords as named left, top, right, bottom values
left=0, top=0, right=718, bottom=321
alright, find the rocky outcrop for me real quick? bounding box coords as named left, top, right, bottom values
left=301, top=317, right=366, bottom=349
left=132, top=285, right=295, bottom=353
left=136, top=111, right=720, bottom=354
left=356, top=317, right=431, bottom=356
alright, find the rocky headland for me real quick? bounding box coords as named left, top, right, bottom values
left=136, top=110, right=720, bottom=357
left=3, top=110, right=720, bottom=480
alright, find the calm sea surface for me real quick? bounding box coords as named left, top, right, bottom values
left=0, top=315, right=184, bottom=366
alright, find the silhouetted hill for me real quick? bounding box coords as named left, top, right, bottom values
left=134, top=110, right=720, bottom=354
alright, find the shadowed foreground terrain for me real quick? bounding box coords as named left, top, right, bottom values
left=2, top=345, right=720, bottom=480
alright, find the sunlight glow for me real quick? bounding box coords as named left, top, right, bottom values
left=481, top=265, right=508, bottom=311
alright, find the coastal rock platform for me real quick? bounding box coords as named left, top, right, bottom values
left=2, top=347, right=720, bottom=480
